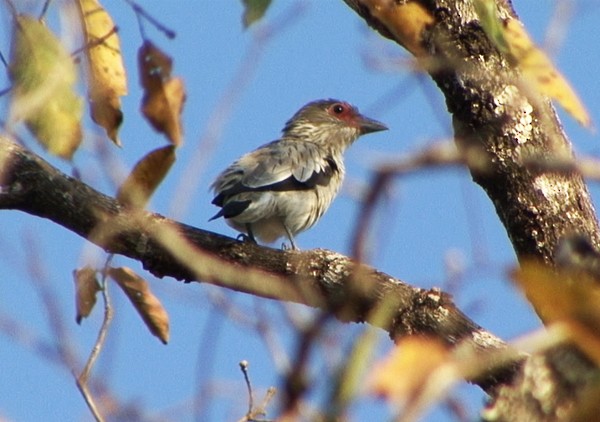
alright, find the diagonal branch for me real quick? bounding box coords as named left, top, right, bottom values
left=0, top=136, right=516, bottom=392
left=343, top=0, right=600, bottom=265
left=342, top=1, right=600, bottom=420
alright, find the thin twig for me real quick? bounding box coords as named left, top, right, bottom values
left=524, top=155, right=600, bottom=181
left=72, top=26, right=119, bottom=57
left=0, top=50, right=8, bottom=69
left=78, top=255, right=114, bottom=383
left=237, top=359, right=276, bottom=422
left=240, top=360, right=254, bottom=417
left=74, top=379, right=105, bottom=422
left=281, top=312, right=330, bottom=417
left=25, top=232, right=79, bottom=369
left=75, top=255, right=115, bottom=422
left=256, top=387, right=277, bottom=418
left=1, top=0, right=17, bottom=18
left=351, top=141, right=471, bottom=260
left=122, top=0, right=176, bottom=39
left=39, top=0, right=52, bottom=20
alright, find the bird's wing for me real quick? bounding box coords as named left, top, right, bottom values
left=211, top=141, right=338, bottom=210
left=243, top=141, right=337, bottom=188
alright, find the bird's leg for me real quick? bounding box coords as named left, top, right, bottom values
left=236, top=224, right=257, bottom=244
left=246, top=224, right=257, bottom=243
left=283, top=224, right=298, bottom=250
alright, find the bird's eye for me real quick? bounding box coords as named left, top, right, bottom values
left=332, top=104, right=345, bottom=114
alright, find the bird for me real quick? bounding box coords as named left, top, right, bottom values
left=209, top=99, right=387, bottom=249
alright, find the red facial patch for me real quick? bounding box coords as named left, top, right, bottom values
left=327, top=102, right=358, bottom=126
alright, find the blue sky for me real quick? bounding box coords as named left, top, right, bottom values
left=1, top=1, right=600, bottom=421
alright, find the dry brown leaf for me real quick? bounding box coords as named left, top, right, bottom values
left=77, top=0, right=128, bottom=145
left=359, top=0, right=434, bottom=57
left=116, top=145, right=176, bottom=208
left=109, top=266, right=169, bottom=344
left=73, top=266, right=101, bottom=324
left=138, top=41, right=186, bottom=145
left=369, top=337, right=449, bottom=405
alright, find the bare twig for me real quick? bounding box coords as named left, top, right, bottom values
left=39, top=0, right=52, bottom=20
left=25, top=232, right=79, bottom=370
left=122, top=0, right=176, bottom=39
left=240, top=360, right=254, bottom=416
left=351, top=141, right=467, bottom=260
left=74, top=256, right=115, bottom=422
left=78, top=256, right=114, bottom=384
left=523, top=155, right=600, bottom=181
left=71, top=26, right=119, bottom=57
left=238, top=360, right=275, bottom=422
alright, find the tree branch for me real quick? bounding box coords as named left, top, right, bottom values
left=342, top=0, right=600, bottom=420
left=0, top=136, right=516, bottom=392
left=344, top=0, right=600, bottom=265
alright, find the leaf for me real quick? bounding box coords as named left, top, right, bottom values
left=116, top=145, right=176, bottom=208
left=475, top=4, right=591, bottom=127
left=109, top=267, right=170, bottom=344
left=513, top=261, right=600, bottom=330
left=77, top=0, right=128, bottom=145
left=513, top=261, right=600, bottom=364
left=241, top=0, right=272, bottom=28
left=474, top=0, right=509, bottom=53
left=369, top=337, right=449, bottom=405
left=357, top=0, right=434, bottom=57
left=73, top=266, right=101, bottom=324
left=138, top=41, right=186, bottom=145
left=9, top=15, right=83, bottom=159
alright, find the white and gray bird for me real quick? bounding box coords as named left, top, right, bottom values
left=210, top=99, right=387, bottom=249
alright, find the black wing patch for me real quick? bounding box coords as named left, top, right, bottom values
left=210, top=156, right=339, bottom=219
left=209, top=200, right=251, bottom=221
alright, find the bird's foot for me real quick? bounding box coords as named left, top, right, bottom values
left=236, top=233, right=257, bottom=244
left=281, top=242, right=299, bottom=251
left=283, top=225, right=298, bottom=250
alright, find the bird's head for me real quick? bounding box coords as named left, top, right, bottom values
left=282, top=99, right=387, bottom=149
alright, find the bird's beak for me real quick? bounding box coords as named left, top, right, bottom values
left=357, top=115, right=388, bottom=134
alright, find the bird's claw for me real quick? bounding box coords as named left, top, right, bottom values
left=236, top=233, right=257, bottom=244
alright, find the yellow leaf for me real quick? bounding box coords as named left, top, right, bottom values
left=116, top=145, right=176, bottom=208
left=369, top=337, right=448, bottom=404
left=77, top=0, right=128, bottom=145
left=358, top=0, right=434, bottom=57
left=513, top=261, right=600, bottom=364
left=138, top=41, right=186, bottom=145
left=478, top=9, right=591, bottom=128
left=9, top=15, right=83, bottom=159
left=513, top=261, right=600, bottom=328
left=109, top=267, right=170, bottom=344
left=73, top=266, right=101, bottom=324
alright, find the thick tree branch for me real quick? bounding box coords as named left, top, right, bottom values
left=342, top=0, right=600, bottom=420
left=344, top=0, right=600, bottom=265
left=0, top=136, right=516, bottom=392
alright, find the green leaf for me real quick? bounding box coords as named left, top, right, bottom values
left=474, top=0, right=509, bottom=53
left=241, top=0, right=272, bottom=28
left=9, top=15, right=83, bottom=159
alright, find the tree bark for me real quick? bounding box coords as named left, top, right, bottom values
left=342, top=0, right=600, bottom=420
left=0, top=136, right=516, bottom=392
